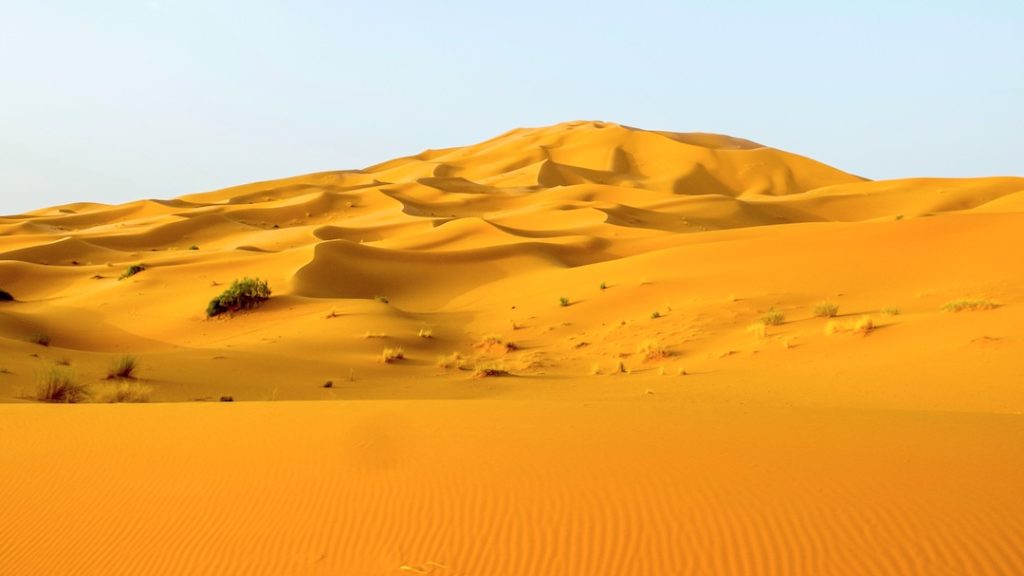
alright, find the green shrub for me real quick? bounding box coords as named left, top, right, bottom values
left=206, top=277, right=271, bottom=318
left=0, top=289, right=13, bottom=302
left=559, top=296, right=570, bottom=307
left=599, top=282, right=607, bottom=291
left=119, top=264, right=146, bottom=280
left=37, top=365, right=88, bottom=403
left=813, top=301, right=839, bottom=318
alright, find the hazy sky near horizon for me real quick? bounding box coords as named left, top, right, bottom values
left=1, top=0, right=1021, bottom=215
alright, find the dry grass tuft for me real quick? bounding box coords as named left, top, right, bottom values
left=760, top=309, right=785, bottom=326
left=381, top=347, right=405, bottom=364
left=96, top=381, right=152, bottom=403
left=106, top=355, right=138, bottom=380
left=638, top=339, right=670, bottom=361
left=812, top=301, right=839, bottom=318
left=826, top=315, right=876, bottom=336
left=473, top=362, right=509, bottom=378
left=36, top=365, right=88, bottom=403
left=880, top=306, right=901, bottom=316
left=941, top=299, right=998, bottom=313
left=747, top=322, right=768, bottom=339
left=436, top=352, right=465, bottom=370
left=418, top=327, right=433, bottom=339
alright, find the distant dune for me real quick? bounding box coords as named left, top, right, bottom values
left=2, top=121, right=1023, bottom=575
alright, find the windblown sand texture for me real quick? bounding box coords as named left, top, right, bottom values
left=2, top=121, right=1023, bottom=575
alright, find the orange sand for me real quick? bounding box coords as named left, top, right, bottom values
left=1, top=121, right=1023, bottom=574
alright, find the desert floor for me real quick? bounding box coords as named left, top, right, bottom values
left=2, top=121, right=1023, bottom=574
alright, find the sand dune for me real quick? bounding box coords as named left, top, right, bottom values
left=2, top=120, right=1023, bottom=574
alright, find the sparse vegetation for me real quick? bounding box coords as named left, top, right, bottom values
left=96, top=381, right=152, bottom=403
left=880, top=306, right=901, bottom=316
left=374, top=295, right=390, bottom=304
left=119, top=263, right=146, bottom=280
left=650, top=311, right=662, bottom=319
left=206, top=277, right=271, bottom=318
left=854, top=316, right=875, bottom=335
left=362, top=331, right=388, bottom=339
left=219, top=396, right=234, bottom=402
left=614, top=360, right=629, bottom=375
left=941, top=299, right=998, bottom=313
left=599, top=282, right=607, bottom=291
left=813, top=301, right=839, bottom=318
left=638, top=339, right=670, bottom=361
left=27, top=333, right=51, bottom=347
left=381, top=347, right=405, bottom=363
left=760, top=309, right=785, bottom=326
left=747, top=323, right=768, bottom=338
left=473, top=362, right=509, bottom=378
left=418, top=328, right=433, bottom=339
left=436, top=352, right=465, bottom=370
left=189, top=245, right=199, bottom=251
left=0, top=289, right=13, bottom=302
left=36, top=365, right=88, bottom=403
left=559, top=296, right=570, bottom=307
left=106, top=355, right=138, bottom=380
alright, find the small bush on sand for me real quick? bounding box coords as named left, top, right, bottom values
left=650, top=311, right=662, bottom=319
left=880, top=306, right=901, bottom=316
left=206, top=277, right=271, bottom=318
left=381, top=347, right=405, bottom=364
left=436, top=352, right=465, bottom=370
left=747, top=322, right=768, bottom=338
left=826, top=315, right=875, bottom=336
left=559, top=296, right=570, bottom=307
left=638, top=339, right=670, bottom=361
left=760, top=309, right=785, bottom=326
left=106, top=355, right=138, bottom=380
left=813, top=301, right=839, bottom=318
left=374, top=295, right=390, bottom=304
left=473, top=362, right=509, bottom=378
left=0, top=289, right=13, bottom=302
left=854, top=316, right=875, bottom=335
left=27, top=333, right=51, bottom=347
left=418, top=328, right=433, bottom=339
left=36, top=365, right=88, bottom=403
left=941, top=299, right=998, bottom=313
left=599, top=282, right=607, bottom=291
left=119, top=264, right=146, bottom=281
left=96, top=381, right=152, bottom=403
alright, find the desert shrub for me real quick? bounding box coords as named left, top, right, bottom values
left=599, top=282, right=607, bottom=291
left=27, top=333, right=51, bottom=347
left=747, top=323, right=768, bottom=338
left=206, top=277, right=271, bottom=317
left=106, top=355, right=138, bottom=380
left=0, top=289, right=13, bottom=302
left=941, top=299, right=998, bottom=312
left=559, top=296, right=570, bottom=307
left=813, top=301, right=839, bottom=318
left=189, top=245, right=199, bottom=251
left=760, top=309, right=785, bottom=326
left=119, top=264, right=145, bottom=280
left=853, top=316, right=875, bottom=335
left=374, top=295, right=390, bottom=304
left=96, top=381, right=151, bottom=403
left=418, top=328, right=433, bottom=338
left=36, top=365, right=88, bottom=403
left=638, top=339, right=669, bottom=361
left=436, top=352, right=465, bottom=370
left=650, top=311, right=662, bottom=319
left=381, top=347, right=405, bottom=363
left=473, top=361, right=509, bottom=378
left=880, top=306, right=901, bottom=316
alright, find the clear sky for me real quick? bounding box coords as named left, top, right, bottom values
left=1, top=0, right=1021, bottom=215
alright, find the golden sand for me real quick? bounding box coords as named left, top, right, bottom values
left=1, top=121, right=1022, bottom=574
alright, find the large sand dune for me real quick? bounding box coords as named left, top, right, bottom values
left=2, top=121, right=1023, bottom=574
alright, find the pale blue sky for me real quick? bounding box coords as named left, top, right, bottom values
left=1, top=0, right=1021, bottom=215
